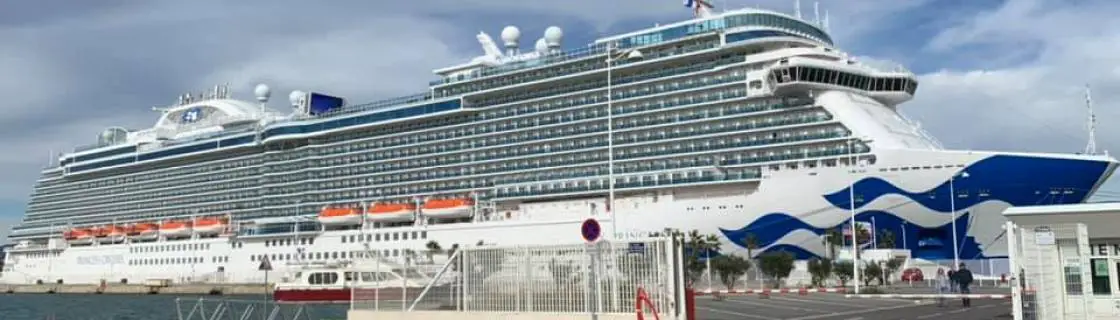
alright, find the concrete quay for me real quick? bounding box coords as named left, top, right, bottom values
left=2, top=283, right=273, bottom=295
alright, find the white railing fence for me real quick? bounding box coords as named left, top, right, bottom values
left=351, top=238, right=685, bottom=319
left=175, top=297, right=345, bottom=320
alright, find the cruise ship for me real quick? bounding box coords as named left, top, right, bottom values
left=2, top=3, right=1116, bottom=285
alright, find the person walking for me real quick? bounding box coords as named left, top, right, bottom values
left=947, top=268, right=957, bottom=293
left=934, top=268, right=951, bottom=307
left=954, top=263, right=974, bottom=307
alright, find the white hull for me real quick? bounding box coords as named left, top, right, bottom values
left=129, top=232, right=159, bottom=241
left=193, top=225, right=225, bottom=236
left=160, top=228, right=192, bottom=239
left=99, top=234, right=126, bottom=244
left=421, top=207, right=472, bottom=219
left=3, top=149, right=1114, bottom=285
left=366, top=212, right=415, bottom=223
left=318, top=215, right=363, bottom=226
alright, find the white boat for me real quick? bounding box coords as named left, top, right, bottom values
left=2, top=2, right=1116, bottom=285
left=159, top=221, right=193, bottom=239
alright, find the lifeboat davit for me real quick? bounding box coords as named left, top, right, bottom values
left=365, top=203, right=416, bottom=223
left=64, top=228, right=95, bottom=245
left=420, top=198, right=473, bottom=219
left=193, top=217, right=229, bottom=235
left=159, top=220, right=193, bottom=239
left=99, top=225, right=127, bottom=243
left=317, top=207, right=362, bottom=226
left=129, top=223, right=159, bottom=241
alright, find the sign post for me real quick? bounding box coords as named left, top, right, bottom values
left=581, top=218, right=604, bottom=319
left=259, top=255, right=273, bottom=313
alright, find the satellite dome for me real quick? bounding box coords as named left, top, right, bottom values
left=253, top=84, right=271, bottom=103
left=534, top=38, right=548, bottom=53
left=289, top=90, right=306, bottom=107
left=544, top=26, right=563, bottom=47
left=501, top=26, right=521, bottom=46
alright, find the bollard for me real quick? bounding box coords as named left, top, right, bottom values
left=798, top=287, right=808, bottom=296
left=636, top=287, right=661, bottom=320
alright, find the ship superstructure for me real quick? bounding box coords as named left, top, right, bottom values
left=2, top=4, right=1115, bottom=285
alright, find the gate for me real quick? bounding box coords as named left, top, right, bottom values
left=1006, top=221, right=1093, bottom=320
left=350, top=237, right=688, bottom=320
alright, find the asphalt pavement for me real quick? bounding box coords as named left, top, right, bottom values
left=694, top=292, right=1012, bottom=320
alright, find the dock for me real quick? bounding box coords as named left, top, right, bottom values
left=2, top=283, right=273, bottom=295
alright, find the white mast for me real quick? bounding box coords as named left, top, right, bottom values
left=794, top=0, right=802, bottom=19
left=1084, top=84, right=1099, bottom=155
left=823, top=10, right=830, bottom=32
left=813, top=2, right=820, bottom=25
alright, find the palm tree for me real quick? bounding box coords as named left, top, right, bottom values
left=741, top=233, right=759, bottom=259
left=824, top=228, right=844, bottom=260
left=877, top=229, right=896, bottom=249
left=447, top=243, right=460, bottom=258
left=425, top=240, right=442, bottom=264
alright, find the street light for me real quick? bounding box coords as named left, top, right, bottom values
left=606, top=43, right=643, bottom=240
left=949, top=171, right=969, bottom=268
left=845, top=137, right=873, bottom=294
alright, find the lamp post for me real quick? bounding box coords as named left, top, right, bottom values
left=949, top=171, right=969, bottom=268
left=605, top=43, right=643, bottom=240
left=847, top=138, right=861, bottom=294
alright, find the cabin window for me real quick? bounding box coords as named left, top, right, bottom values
left=309, top=272, right=339, bottom=285
left=360, top=272, right=378, bottom=282
left=344, top=272, right=355, bottom=282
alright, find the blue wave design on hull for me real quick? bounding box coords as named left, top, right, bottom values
left=822, top=155, right=1110, bottom=212
left=720, top=211, right=981, bottom=260
left=718, top=155, right=1112, bottom=260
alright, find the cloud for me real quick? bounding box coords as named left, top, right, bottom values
left=906, top=0, right=1120, bottom=153
left=903, top=0, right=1120, bottom=198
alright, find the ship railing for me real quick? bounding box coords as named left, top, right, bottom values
left=351, top=238, right=686, bottom=319
left=852, top=56, right=914, bottom=76
left=174, top=297, right=341, bottom=320
left=289, top=92, right=433, bottom=120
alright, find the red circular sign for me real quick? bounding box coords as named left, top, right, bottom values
left=581, top=218, right=601, bottom=242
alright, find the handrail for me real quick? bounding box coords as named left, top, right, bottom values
left=407, top=248, right=463, bottom=311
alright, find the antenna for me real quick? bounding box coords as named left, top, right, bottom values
left=824, top=10, right=830, bottom=31
left=794, top=0, right=802, bottom=19
left=814, top=2, right=820, bottom=25
left=1084, top=84, right=1099, bottom=155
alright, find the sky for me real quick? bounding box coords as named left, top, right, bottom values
left=2, top=0, right=1120, bottom=242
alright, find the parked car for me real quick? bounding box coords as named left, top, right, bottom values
left=901, top=267, right=924, bottom=282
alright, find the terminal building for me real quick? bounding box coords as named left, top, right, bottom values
left=1003, top=202, right=1120, bottom=319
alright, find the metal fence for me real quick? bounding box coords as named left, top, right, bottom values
left=175, top=297, right=346, bottom=320
left=351, top=238, right=685, bottom=318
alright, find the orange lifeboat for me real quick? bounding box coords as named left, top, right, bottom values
left=193, top=217, right=229, bottom=235
left=159, top=220, right=193, bottom=239
left=365, top=203, right=417, bottom=223
left=318, top=207, right=363, bottom=226
left=420, top=198, right=473, bottom=219
left=129, top=222, right=159, bottom=241
left=99, top=225, right=127, bottom=243
left=64, top=228, right=95, bottom=245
